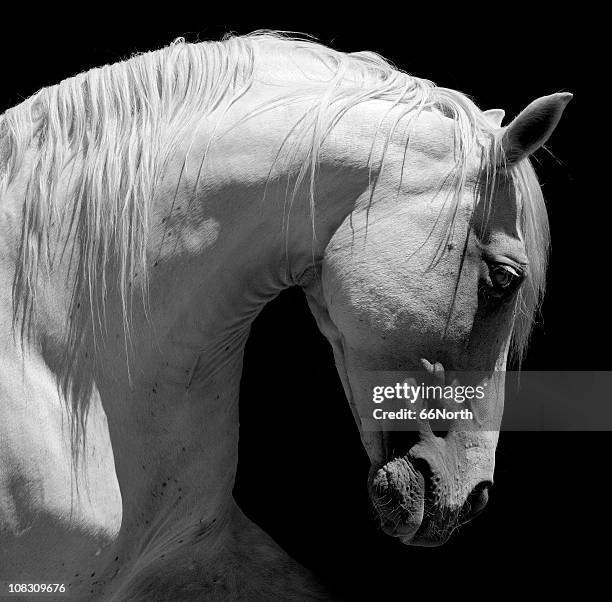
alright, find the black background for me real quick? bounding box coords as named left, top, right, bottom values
left=1, top=15, right=607, bottom=598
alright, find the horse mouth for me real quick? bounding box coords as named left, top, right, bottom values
left=369, top=456, right=469, bottom=547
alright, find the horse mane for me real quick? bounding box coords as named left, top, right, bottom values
left=0, top=31, right=548, bottom=452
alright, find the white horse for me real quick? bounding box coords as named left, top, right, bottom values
left=0, top=32, right=570, bottom=599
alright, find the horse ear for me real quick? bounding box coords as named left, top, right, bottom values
left=483, top=109, right=505, bottom=127
left=500, top=92, right=572, bottom=164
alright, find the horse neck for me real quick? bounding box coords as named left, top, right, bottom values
left=72, top=93, right=378, bottom=548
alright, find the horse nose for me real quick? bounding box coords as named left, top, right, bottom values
left=461, top=481, right=491, bottom=523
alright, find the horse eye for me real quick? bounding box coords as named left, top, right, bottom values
left=490, top=264, right=522, bottom=291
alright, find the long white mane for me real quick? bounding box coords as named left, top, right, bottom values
left=0, top=32, right=548, bottom=444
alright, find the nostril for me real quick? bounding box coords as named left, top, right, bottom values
left=462, top=481, right=491, bottom=522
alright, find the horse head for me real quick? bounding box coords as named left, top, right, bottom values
left=304, top=93, right=571, bottom=545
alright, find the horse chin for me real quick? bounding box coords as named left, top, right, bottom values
left=369, top=456, right=458, bottom=547
left=369, top=457, right=425, bottom=540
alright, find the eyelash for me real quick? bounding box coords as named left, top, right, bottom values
left=483, top=262, right=525, bottom=298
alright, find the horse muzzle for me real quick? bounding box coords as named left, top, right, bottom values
left=369, top=440, right=494, bottom=546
